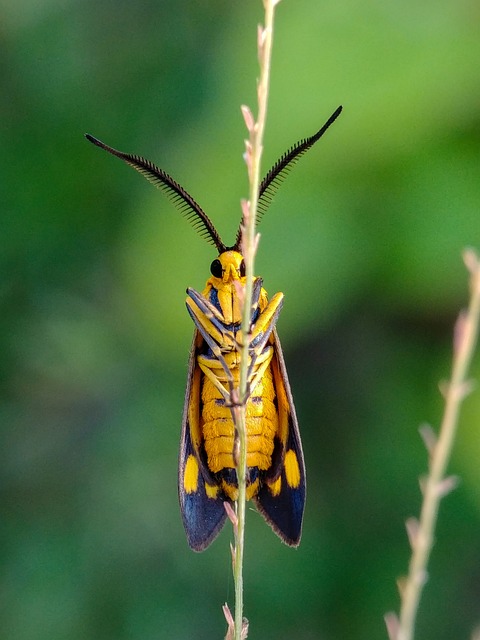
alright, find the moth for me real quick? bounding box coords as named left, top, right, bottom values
left=86, top=104, right=342, bottom=550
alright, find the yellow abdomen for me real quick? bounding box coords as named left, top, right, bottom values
left=201, top=353, right=278, bottom=500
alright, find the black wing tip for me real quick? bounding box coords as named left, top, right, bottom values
left=253, top=492, right=304, bottom=547
left=186, top=521, right=226, bottom=552
left=181, top=496, right=229, bottom=552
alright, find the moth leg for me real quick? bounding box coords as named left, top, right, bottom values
left=245, top=292, right=283, bottom=383
left=197, top=354, right=231, bottom=402
left=186, top=288, right=235, bottom=350
left=245, top=346, right=274, bottom=396
left=186, top=288, right=238, bottom=407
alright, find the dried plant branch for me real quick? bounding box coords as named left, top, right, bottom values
left=385, top=248, right=480, bottom=640
left=223, top=2, right=281, bottom=639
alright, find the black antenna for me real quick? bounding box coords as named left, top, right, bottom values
left=85, top=134, right=226, bottom=252
left=234, top=105, right=342, bottom=249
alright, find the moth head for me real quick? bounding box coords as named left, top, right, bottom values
left=210, top=251, right=246, bottom=283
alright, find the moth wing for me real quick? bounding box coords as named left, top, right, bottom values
left=178, top=331, right=227, bottom=551
left=254, top=329, right=306, bottom=546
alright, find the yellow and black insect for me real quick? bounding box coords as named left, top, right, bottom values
left=85, top=105, right=342, bottom=551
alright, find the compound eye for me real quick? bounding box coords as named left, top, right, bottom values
left=210, top=259, right=223, bottom=278
left=239, top=260, right=246, bottom=277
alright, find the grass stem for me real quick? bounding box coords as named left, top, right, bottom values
left=226, top=2, right=281, bottom=639
left=386, top=248, right=480, bottom=640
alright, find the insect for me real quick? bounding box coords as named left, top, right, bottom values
left=85, top=105, right=342, bottom=550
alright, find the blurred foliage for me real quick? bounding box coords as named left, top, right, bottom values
left=2, top=0, right=480, bottom=639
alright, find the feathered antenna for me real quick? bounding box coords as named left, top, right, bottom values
left=233, top=105, right=342, bottom=249
left=85, top=134, right=226, bottom=253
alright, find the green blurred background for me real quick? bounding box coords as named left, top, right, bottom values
left=2, top=0, right=480, bottom=638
